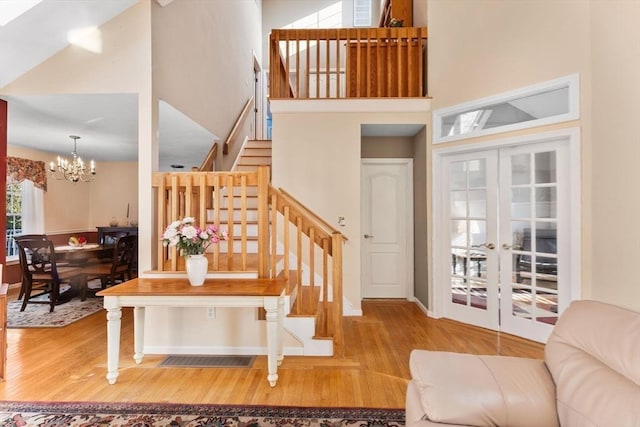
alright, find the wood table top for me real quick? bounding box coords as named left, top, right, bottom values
left=96, top=277, right=287, bottom=297
left=55, top=243, right=109, bottom=253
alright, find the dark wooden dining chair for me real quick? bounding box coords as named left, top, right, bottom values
left=13, top=234, right=48, bottom=300
left=83, top=235, right=137, bottom=290
left=15, top=237, right=85, bottom=312
left=96, top=230, right=129, bottom=261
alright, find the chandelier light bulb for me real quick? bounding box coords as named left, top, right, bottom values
left=48, top=135, right=97, bottom=183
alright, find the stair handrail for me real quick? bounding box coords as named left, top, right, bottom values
left=277, top=187, right=349, bottom=242
left=199, top=94, right=253, bottom=171
left=224, top=96, right=255, bottom=156
left=198, top=141, right=218, bottom=171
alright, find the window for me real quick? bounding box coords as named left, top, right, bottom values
left=354, top=0, right=372, bottom=27
left=433, top=74, right=580, bottom=144
left=5, top=157, right=46, bottom=260
left=6, top=181, right=23, bottom=259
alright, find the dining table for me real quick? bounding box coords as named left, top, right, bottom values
left=54, top=243, right=113, bottom=301
left=55, top=243, right=112, bottom=265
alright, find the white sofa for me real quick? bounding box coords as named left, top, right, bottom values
left=406, top=300, right=640, bottom=427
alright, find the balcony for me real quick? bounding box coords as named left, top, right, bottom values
left=269, top=27, right=428, bottom=100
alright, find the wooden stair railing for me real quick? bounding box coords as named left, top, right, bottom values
left=198, top=141, right=218, bottom=171
left=224, top=96, right=255, bottom=155
left=152, top=168, right=269, bottom=273
left=269, top=27, right=427, bottom=99
left=267, top=185, right=345, bottom=352
left=152, top=166, right=345, bottom=352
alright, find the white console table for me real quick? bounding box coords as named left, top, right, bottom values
left=97, top=277, right=286, bottom=387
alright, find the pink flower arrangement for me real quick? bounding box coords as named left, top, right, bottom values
left=161, top=217, right=226, bottom=256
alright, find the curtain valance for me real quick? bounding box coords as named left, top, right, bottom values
left=6, top=156, right=47, bottom=191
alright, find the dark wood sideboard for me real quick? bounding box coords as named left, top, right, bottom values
left=96, top=226, right=138, bottom=245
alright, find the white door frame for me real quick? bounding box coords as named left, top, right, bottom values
left=361, top=158, right=415, bottom=300
left=431, top=128, right=581, bottom=325
left=253, top=51, right=265, bottom=140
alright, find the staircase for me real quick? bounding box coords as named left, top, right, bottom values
left=153, top=156, right=343, bottom=356
left=234, top=140, right=272, bottom=172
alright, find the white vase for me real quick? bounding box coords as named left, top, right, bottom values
left=186, top=254, right=208, bottom=286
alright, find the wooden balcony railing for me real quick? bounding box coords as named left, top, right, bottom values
left=269, top=27, right=427, bottom=100
left=151, top=166, right=344, bottom=350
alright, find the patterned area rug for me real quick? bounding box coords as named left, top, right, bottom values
left=0, top=401, right=405, bottom=426
left=7, top=283, right=105, bottom=328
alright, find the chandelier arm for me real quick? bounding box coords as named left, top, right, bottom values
left=48, top=135, right=96, bottom=183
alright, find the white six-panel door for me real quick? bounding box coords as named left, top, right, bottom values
left=439, top=136, right=575, bottom=342
left=361, top=159, right=413, bottom=299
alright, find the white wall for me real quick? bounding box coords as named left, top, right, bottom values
left=589, top=1, right=640, bottom=307
left=271, top=100, right=429, bottom=308
left=152, top=0, right=263, bottom=171
left=88, top=161, right=139, bottom=228
left=427, top=0, right=640, bottom=311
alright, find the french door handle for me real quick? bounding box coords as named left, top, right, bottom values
left=364, top=234, right=374, bottom=239
left=478, top=242, right=495, bottom=250
left=502, top=243, right=513, bottom=250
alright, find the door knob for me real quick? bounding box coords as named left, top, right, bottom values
left=502, top=243, right=513, bottom=250
left=364, top=234, right=374, bottom=239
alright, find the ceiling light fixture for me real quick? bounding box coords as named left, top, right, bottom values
left=49, top=135, right=96, bottom=183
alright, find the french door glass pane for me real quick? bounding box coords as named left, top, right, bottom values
left=534, top=291, right=558, bottom=325
left=535, top=187, right=556, bottom=218
left=511, top=284, right=532, bottom=319
left=511, top=153, right=530, bottom=185
left=450, top=191, right=467, bottom=217
left=450, top=161, right=466, bottom=189
left=451, top=220, right=467, bottom=247
left=468, top=190, right=486, bottom=217
left=468, top=159, right=486, bottom=188
left=535, top=151, right=556, bottom=184
left=469, top=220, right=486, bottom=246
left=511, top=188, right=531, bottom=218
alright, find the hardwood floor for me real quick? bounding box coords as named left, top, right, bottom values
left=0, top=295, right=543, bottom=408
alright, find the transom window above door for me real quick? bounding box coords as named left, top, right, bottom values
left=433, top=74, right=579, bottom=144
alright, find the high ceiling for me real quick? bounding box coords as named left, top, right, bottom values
left=1, top=0, right=424, bottom=171
left=0, top=0, right=216, bottom=171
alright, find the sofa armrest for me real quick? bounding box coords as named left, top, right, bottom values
left=409, top=350, right=559, bottom=427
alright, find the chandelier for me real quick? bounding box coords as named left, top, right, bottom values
left=48, top=135, right=96, bottom=183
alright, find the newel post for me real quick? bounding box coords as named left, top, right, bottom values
left=257, top=166, right=270, bottom=278
left=331, top=231, right=344, bottom=354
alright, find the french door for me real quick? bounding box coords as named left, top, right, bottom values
left=440, top=137, right=576, bottom=342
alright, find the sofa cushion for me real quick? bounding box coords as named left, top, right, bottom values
left=545, top=300, right=640, bottom=427
left=409, top=350, right=559, bottom=427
